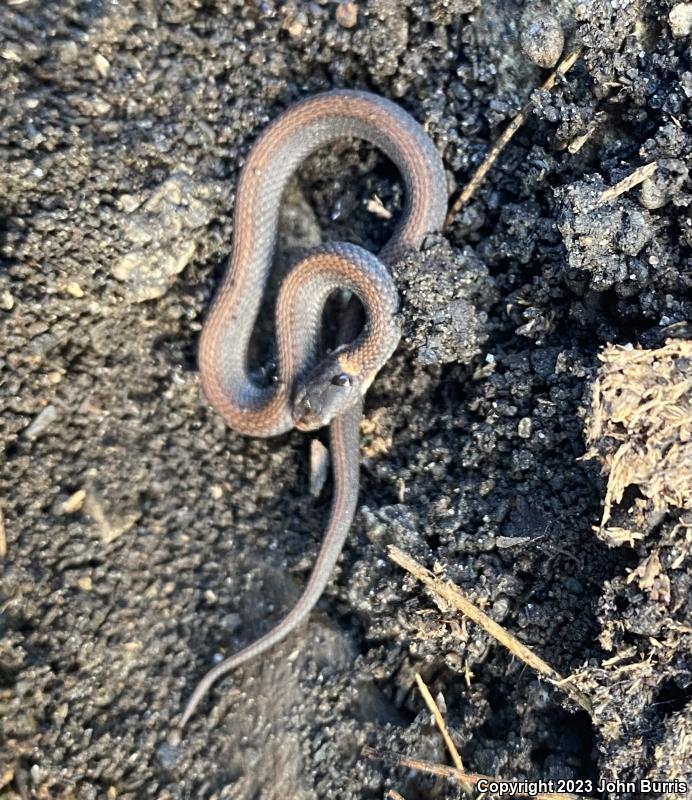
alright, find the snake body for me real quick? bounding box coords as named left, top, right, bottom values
left=182, top=90, right=446, bottom=727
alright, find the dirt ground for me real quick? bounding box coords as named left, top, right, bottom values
left=1, top=1, right=691, bottom=798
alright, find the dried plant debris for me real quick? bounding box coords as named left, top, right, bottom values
left=577, top=338, right=692, bottom=792
left=584, top=339, right=692, bottom=545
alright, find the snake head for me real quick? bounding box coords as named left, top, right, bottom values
left=292, top=351, right=363, bottom=431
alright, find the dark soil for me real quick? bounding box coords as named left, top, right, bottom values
left=1, top=1, right=690, bottom=799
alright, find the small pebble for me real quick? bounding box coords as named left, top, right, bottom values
left=518, top=417, right=533, bottom=439
left=283, top=13, right=305, bottom=38
left=520, top=13, right=564, bottom=69
left=156, top=740, right=180, bottom=770
left=367, top=195, right=392, bottom=220
left=65, top=281, right=84, bottom=298
left=62, top=489, right=86, bottom=513
left=638, top=159, right=689, bottom=210
left=93, top=53, right=110, bottom=77
left=309, top=438, right=329, bottom=497
left=210, top=484, right=223, bottom=500
left=1, top=43, right=22, bottom=62
left=91, top=97, right=111, bottom=116
left=669, top=3, right=692, bottom=37
left=639, top=178, right=667, bottom=210
left=336, top=1, right=358, bottom=28
left=59, top=41, right=79, bottom=64
left=0, top=290, right=15, bottom=310
left=24, top=405, right=58, bottom=438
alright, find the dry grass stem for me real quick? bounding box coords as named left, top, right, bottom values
left=595, top=161, right=657, bottom=205
left=414, top=673, right=472, bottom=793
left=389, top=546, right=592, bottom=714
left=445, top=48, right=582, bottom=226
left=415, top=673, right=464, bottom=770
left=363, top=746, right=597, bottom=800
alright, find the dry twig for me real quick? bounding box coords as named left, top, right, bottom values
left=595, top=161, right=658, bottom=205
left=415, top=673, right=472, bottom=793
left=445, top=48, right=582, bottom=226
left=388, top=546, right=592, bottom=714
left=363, top=746, right=597, bottom=800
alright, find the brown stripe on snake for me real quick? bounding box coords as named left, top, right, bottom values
left=181, top=90, right=447, bottom=728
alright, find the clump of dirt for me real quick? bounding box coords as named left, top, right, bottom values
left=557, top=177, right=661, bottom=296
left=393, top=236, right=498, bottom=366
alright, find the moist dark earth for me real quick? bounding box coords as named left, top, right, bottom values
left=1, top=1, right=691, bottom=799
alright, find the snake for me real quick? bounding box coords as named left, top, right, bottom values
left=180, top=89, right=447, bottom=728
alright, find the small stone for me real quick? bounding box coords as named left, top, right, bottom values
left=638, top=159, right=689, bottom=210
left=65, top=281, right=84, bottom=298
left=91, top=97, right=111, bottom=116
left=520, top=13, right=564, bottom=69
left=62, top=489, right=87, bottom=513
left=1, top=43, right=22, bottom=62
left=77, top=576, right=93, bottom=592
left=156, top=740, right=180, bottom=770
left=113, top=173, right=219, bottom=301
left=283, top=13, right=306, bottom=37
left=336, top=1, right=358, bottom=28
left=24, top=405, right=58, bottom=438
left=210, top=484, right=223, bottom=500
left=0, top=290, right=15, bottom=310
left=59, top=41, right=79, bottom=63
left=309, top=438, right=329, bottom=497
left=518, top=417, right=533, bottom=438
left=669, top=3, right=692, bottom=37
left=94, top=53, right=110, bottom=77
left=639, top=178, right=667, bottom=210
left=119, top=193, right=141, bottom=213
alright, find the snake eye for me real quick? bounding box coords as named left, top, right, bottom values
left=331, top=373, right=351, bottom=387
